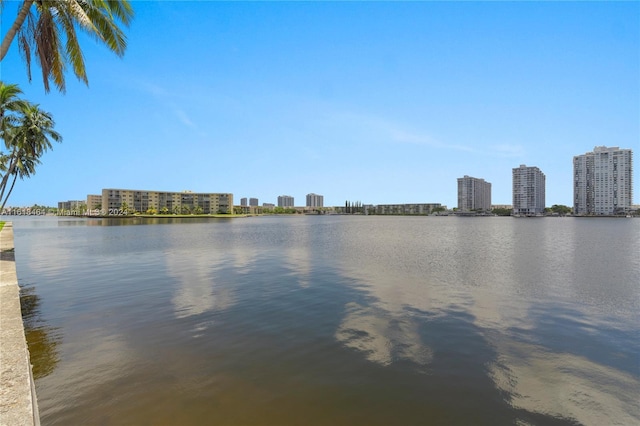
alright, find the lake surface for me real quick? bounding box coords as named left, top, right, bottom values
left=10, top=215, right=640, bottom=425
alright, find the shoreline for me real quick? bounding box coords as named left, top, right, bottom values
left=0, top=222, right=40, bottom=425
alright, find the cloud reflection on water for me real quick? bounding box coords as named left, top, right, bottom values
left=165, top=249, right=235, bottom=320
left=282, top=242, right=313, bottom=288
left=335, top=302, right=433, bottom=367
left=489, top=339, right=640, bottom=425
left=329, top=217, right=639, bottom=425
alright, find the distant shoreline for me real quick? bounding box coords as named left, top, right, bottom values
left=89, top=214, right=251, bottom=219
left=2, top=213, right=636, bottom=219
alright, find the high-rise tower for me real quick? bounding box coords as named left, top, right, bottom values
left=457, top=176, right=492, bottom=212
left=306, top=193, right=324, bottom=208
left=512, top=165, right=546, bottom=216
left=573, top=146, right=633, bottom=215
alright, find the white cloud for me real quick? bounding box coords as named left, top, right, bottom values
left=138, top=81, right=169, bottom=98
left=175, top=109, right=196, bottom=128
left=321, top=108, right=475, bottom=153
left=136, top=80, right=198, bottom=130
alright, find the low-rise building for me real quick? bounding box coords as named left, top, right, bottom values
left=58, top=200, right=85, bottom=213
left=87, top=194, right=102, bottom=210
left=101, top=189, right=233, bottom=214
left=374, top=203, right=442, bottom=215
left=491, top=204, right=512, bottom=210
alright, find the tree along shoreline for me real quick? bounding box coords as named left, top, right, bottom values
left=54, top=213, right=252, bottom=219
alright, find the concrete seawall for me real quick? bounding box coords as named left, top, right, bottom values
left=0, top=222, right=40, bottom=426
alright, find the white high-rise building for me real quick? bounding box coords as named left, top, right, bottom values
left=573, top=146, right=633, bottom=215
left=306, top=193, right=324, bottom=208
left=277, top=195, right=294, bottom=208
left=457, top=176, right=492, bottom=212
left=512, top=165, right=546, bottom=216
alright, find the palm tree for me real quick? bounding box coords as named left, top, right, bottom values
left=0, top=97, right=61, bottom=210
left=0, top=150, right=38, bottom=209
left=0, top=83, right=28, bottom=136
left=0, top=0, right=134, bottom=92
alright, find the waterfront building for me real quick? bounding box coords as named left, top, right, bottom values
left=249, top=198, right=259, bottom=207
left=278, top=195, right=294, bottom=208
left=512, top=165, right=546, bottom=216
left=491, top=204, right=512, bottom=210
left=457, top=176, right=491, bottom=212
left=374, top=203, right=442, bottom=215
left=57, top=200, right=85, bottom=212
left=101, top=189, right=233, bottom=214
left=240, top=198, right=248, bottom=207
left=573, top=146, right=633, bottom=215
left=263, top=203, right=275, bottom=208
left=86, top=194, right=102, bottom=210
left=306, top=193, right=324, bottom=208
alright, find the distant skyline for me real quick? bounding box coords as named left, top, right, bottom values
left=1, top=2, right=638, bottom=207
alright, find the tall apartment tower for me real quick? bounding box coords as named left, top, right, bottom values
left=240, top=198, right=248, bottom=207
left=249, top=198, right=259, bottom=207
left=512, top=165, right=546, bottom=216
left=306, top=193, right=324, bottom=208
left=277, top=195, right=294, bottom=208
left=573, top=146, right=633, bottom=215
left=457, top=176, right=492, bottom=211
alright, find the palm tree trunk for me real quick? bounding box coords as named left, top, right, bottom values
left=0, top=172, right=19, bottom=211
left=0, top=0, right=34, bottom=61
left=0, top=150, right=18, bottom=203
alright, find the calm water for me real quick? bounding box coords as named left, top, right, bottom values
left=10, top=215, right=640, bottom=425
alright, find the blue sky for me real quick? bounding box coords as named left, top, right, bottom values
left=1, top=1, right=638, bottom=208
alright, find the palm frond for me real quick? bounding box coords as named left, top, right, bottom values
left=82, top=0, right=128, bottom=56
left=65, top=0, right=97, bottom=32
left=4, top=0, right=133, bottom=92
left=34, top=4, right=68, bottom=93
left=56, top=6, right=87, bottom=83
left=103, top=0, right=134, bottom=26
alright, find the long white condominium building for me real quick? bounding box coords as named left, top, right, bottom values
left=277, top=195, right=294, bottom=208
left=306, top=193, right=324, bottom=208
left=457, top=175, right=492, bottom=211
left=512, top=165, right=546, bottom=216
left=573, top=146, right=633, bottom=215
left=102, top=189, right=233, bottom=214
